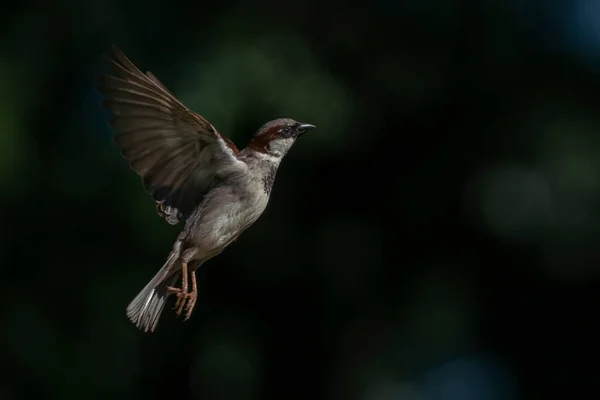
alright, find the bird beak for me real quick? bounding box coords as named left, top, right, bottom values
left=296, top=123, right=316, bottom=136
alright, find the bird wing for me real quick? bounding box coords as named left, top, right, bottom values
left=98, top=46, right=243, bottom=225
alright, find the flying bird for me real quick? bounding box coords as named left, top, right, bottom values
left=97, top=46, right=315, bottom=332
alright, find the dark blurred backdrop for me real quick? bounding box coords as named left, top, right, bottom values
left=1, top=0, right=600, bottom=399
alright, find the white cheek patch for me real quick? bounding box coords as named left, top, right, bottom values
left=268, top=137, right=295, bottom=157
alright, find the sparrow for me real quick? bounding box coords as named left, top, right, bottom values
left=97, top=46, right=315, bottom=332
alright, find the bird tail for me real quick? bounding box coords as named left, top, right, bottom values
left=126, top=246, right=181, bottom=332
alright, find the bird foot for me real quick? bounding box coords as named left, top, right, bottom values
left=183, top=291, right=197, bottom=321
left=166, top=286, right=197, bottom=320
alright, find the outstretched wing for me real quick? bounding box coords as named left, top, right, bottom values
left=98, top=46, right=243, bottom=225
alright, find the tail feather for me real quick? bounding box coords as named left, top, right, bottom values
left=126, top=249, right=180, bottom=332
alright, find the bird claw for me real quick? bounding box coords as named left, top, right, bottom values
left=183, top=291, right=197, bottom=321
left=167, top=286, right=197, bottom=320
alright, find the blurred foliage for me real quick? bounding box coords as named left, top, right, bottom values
left=1, top=0, right=599, bottom=399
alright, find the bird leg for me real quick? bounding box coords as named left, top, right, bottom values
left=184, top=271, right=198, bottom=321
left=166, top=262, right=199, bottom=320
left=167, top=262, right=189, bottom=318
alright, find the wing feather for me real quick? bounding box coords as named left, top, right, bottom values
left=98, top=46, right=243, bottom=224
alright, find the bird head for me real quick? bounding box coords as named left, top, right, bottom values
left=248, top=118, right=315, bottom=158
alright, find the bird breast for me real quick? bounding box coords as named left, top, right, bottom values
left=185, top=175, right=270, bottom=257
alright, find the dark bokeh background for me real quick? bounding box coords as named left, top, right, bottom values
left=2, top=1, right=600, bottom=399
